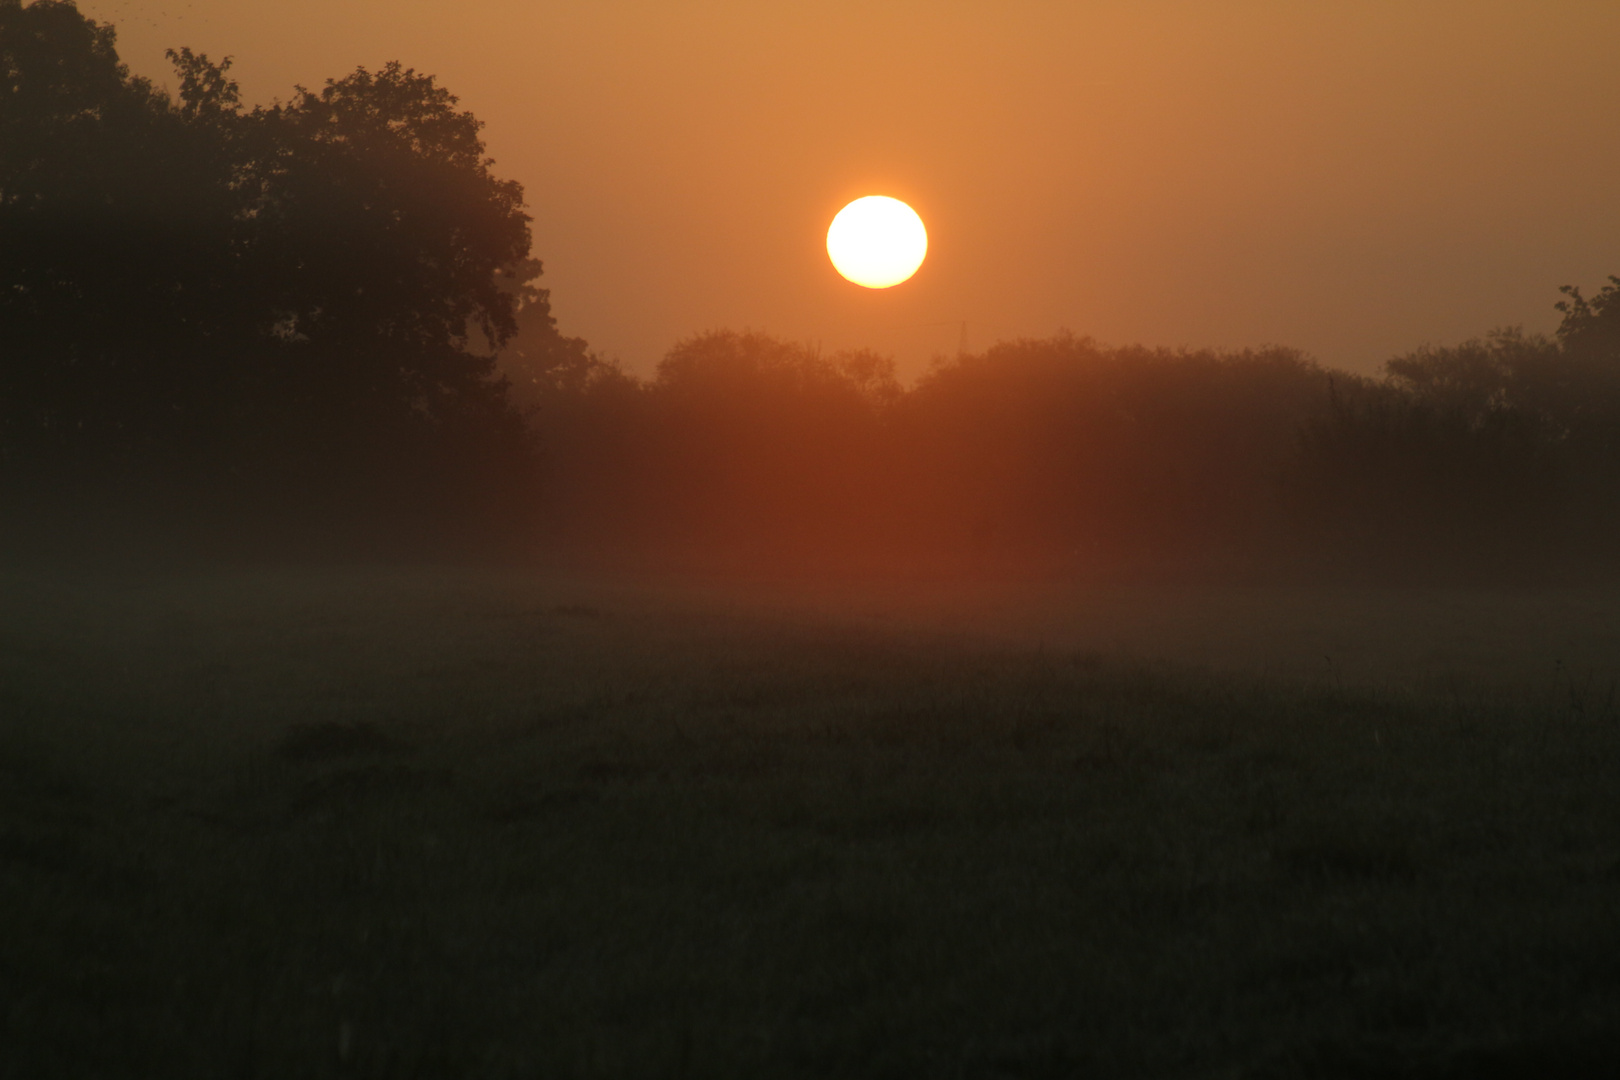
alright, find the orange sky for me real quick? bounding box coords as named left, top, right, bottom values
left=82, top=0, right=1620, bottom=378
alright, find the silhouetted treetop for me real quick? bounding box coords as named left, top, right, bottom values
left=1551, top=277, right=1620, bottom=445
left=656, top=330, right=899, bottom=408
left=499, top=281, right=624, bottom=407
left=3, top=1, right=537, bottom=395
left=1, top=1, right=544, bottom=548
left=0, top=1, right=157, bottom=194
left=239, top=60, right=532, bottom=385
left=1556, top=276, right=1620, bottom=354
left=1380, top=283, right=1620, bottom=454
left=167, top=46, right=240, bottom=122
left=1383, top=329, right=1556, bottom=428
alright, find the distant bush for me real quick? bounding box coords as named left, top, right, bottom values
left=892, top=335, right=1330, bottom=574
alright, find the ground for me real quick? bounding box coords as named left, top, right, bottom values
left=4, top=568, right=1620, bottom=1077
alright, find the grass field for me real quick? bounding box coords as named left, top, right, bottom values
left=4, top=567, right=1620, bottom=1078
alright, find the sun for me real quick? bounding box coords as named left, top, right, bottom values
left=826, top=196, right=928, bottom=289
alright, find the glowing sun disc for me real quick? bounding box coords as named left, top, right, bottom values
left=827, top=196, right=928, bottom=289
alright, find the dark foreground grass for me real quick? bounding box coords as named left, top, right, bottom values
left=3, top=570, right=1620, bottom=1078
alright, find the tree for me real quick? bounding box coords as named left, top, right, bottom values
left=243, top=62, right=532, bottom=401
left=1377, top=284, right=1620, bottom=464
left=0, top=1, right=551, bottom=550
left=1557, top=276, right=1620, bottom=360
left=496, top=267, right=622, bottom=411
left=1551, top=277, right=1620, bottom=455
left=0, top=0, right=222, bottom=474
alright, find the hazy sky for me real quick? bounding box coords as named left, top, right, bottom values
left=83, top=0, right=1620, bottom=378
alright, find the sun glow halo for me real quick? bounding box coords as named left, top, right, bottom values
left=826, top=196, right=928, bottom=289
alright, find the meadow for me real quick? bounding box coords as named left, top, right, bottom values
left=4, top=567, right=1620, bottom=1078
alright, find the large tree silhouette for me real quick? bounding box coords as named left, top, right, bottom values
left=0, top=0, right=543, bottom=548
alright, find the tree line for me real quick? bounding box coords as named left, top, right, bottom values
left=5, top=0, right=1619, bottom=578
left=510, top=314, right=1620, bottom=580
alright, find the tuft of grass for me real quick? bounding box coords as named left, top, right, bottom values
left=273, top=720, right=405, bottom=762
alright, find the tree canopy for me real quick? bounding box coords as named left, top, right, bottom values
left=0, top=0, right=550, bottom=550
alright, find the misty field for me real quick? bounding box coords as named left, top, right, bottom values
left=5, top=569, right=1620, bottom=1078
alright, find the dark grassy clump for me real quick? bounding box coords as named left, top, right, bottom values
left=3, top=570, right=1620, bottom=1078
left=274, top=722, right=405, bottom=763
